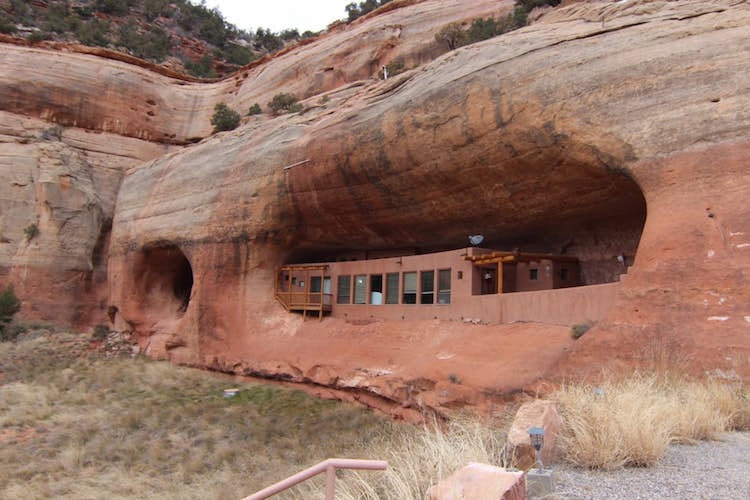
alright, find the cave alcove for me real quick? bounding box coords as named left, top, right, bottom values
left=132, top=244, right=194, bottom=321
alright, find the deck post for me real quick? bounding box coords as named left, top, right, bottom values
left=320, top=268, right=325, bottom=321
left=325, top=464, right=336, bottom=500
left=498, top=262, right=503, bottom=293
left=274, top=267, right=279, bottom=301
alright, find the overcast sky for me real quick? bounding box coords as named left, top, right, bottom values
left=199, top=0, right=353, bottom=34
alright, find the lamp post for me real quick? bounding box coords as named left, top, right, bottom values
left=528, top=426, right=545, bottom=473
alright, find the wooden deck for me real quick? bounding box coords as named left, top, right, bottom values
left=275, top=264, right=332, bottom=320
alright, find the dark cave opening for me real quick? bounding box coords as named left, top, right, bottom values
left=133, top=244, right=194, bottom=319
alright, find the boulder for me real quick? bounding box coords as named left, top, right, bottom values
left=425, top=463, right=524, bottom=500
left=506, top=400, right=563, bottom=470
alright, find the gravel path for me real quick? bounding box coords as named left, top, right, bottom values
left=551, top=432, right=750, bottom=499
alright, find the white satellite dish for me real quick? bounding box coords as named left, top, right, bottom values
left=468, top=235, right=484, bottom=246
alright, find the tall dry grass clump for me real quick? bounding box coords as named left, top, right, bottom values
left=289, top=415, right=509, bottom=500
left=554, top=373, right=748, bottom=470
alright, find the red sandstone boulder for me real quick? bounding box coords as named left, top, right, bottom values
left=506, top=400, right=563, bottom=470
left=425, top=463, right=525, bottom=500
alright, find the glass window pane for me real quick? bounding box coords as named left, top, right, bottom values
left=385, top=272, right=399, bottom=304
left=403, top=272, right=417, bottom=304
left=420, top=270, right=434, bottom=304
left=354, top=274, right=367, bottom=304
left=370, top=274, right=383, bottom=305
left=438, top=269, right=451, bottom=304
left=337, top=275, right=351, bottom=304
left=310, top=276, right=322, bottom=293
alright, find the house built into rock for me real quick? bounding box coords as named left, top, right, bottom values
left=276, top=247, right=619, bottom=325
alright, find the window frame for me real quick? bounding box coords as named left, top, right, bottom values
left=437, top=268, right=451, bottom=304
left=402, top=271, right=417, bottom=304
left=337, top=275, right=351, bottom=304
left=420, top=270, right=434, bottom=304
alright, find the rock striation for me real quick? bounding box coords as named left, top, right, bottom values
left=1, top=0, right=748, bottom=415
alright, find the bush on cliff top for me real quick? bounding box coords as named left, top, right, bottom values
left=268, top=93, right=303, bottom=114
left=435, top=0, right=563, bottom=51
left=210, top=103, right=241, bottom=132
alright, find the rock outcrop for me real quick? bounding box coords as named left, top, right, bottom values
left=1, top=0, right=748, bottom=415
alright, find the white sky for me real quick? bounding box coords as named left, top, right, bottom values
left=198, top=1, right=354, bottom=34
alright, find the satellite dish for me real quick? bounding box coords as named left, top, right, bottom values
left=468, top=235, right=484, bottom=246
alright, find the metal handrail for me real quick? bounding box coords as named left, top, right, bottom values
left=243, top=458, right=387, bottom=500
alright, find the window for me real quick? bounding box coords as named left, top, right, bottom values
left=337, top=275, right=351, bottom=304
left=310, top=276, right=322, bottom=293
left=560, top=268, right=569, bottom=280
left=529, top=269, right=538, bottom=280
left=420, top=270, right=434, bottom=304
left=385, top=272, right=399, bottom=304
left=403, top=272, right=417, bottom=304
left=354, top=274, right=367, bottom=304
left=438, top=269, right=451, bottom=304
left=370, top=274, right=383, bottom=305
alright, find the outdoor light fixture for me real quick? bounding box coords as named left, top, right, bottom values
left=528, top=426, right=545, bottom=473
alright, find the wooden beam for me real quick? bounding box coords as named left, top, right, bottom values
left=320, top=267, right=325, bottom=322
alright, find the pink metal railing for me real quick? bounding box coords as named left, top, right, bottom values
left=243, top=458, right=388, bottom=500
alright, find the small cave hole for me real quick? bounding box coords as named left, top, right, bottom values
left=134, top=245, right=194, bottom=320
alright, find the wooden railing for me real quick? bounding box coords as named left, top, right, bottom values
left=243, top=458, right=388, bottom=500
left=275, top=292, right=331, bottom=308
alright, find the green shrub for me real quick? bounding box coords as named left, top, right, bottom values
left=345, top=0, right=394, bottom=23
left=23, top=223, right=38, bottom=241
left=253, top=27, right=282, bottom=52
left=0, top=16, right=18, bottom=34
left=28, top=31, right=51, bottom=43
left=43, top=3, right=77, bottom=34
left=435, top=0, right=562, bottom=52
left=184, top=54, right=217, bottom=78
left=222, top=43, right=256, bottom=66
left=77, top=18, right=110, bottom=47
left=268, top=93, right=300, bottom=114
left=0, top=284, right=21, bottom=339
left=119, top=21, right=165, bottom=60
left=247, top=103, right=262, bottom=115
left=144, top=0, right=171, bottom=21
left=379, top=58, right=405, bottom=79
left=210, top=103, right=240, bottom=132
left=571, top=321, right=594, bottom=339
left=435, top=22, right=467, bottom=50
left=280, top=28, right=299, bottom=41
left=466, top=17, right=499, bottom=43
left=516, top=0, right=561, bottom=12
left=95, top=0, right=135, bottom=16
left=92, top=324, right=110, bottom=341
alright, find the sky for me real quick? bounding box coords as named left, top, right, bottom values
left=199, top=1, right=354, bottom=34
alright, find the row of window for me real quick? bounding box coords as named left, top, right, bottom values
left=337, top=269, right=451, bottom=305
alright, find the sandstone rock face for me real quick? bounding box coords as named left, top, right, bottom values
left=1, top=0, right=749, bottom=413
left=425, top=463, right=525, bottom=500
left=506, top=400, right=563, bottom=470
left=0, top=111, right=176, bottom=324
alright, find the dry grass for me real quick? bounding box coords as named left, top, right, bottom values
left=0, top=331, right=393, bottom=499
left=4, top=330, right=747, bottom=497
left=288, top=414, right=511, bottom=500
left=553, top=373, right=749, bottom=470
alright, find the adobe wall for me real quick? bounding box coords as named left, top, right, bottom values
left=289, top=248, right=621, bottom=326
